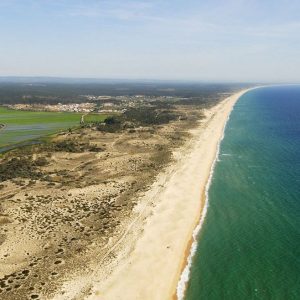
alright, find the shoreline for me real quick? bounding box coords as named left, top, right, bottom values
left=82, top=88, right=254, bottom=300
left=50, top=88, right=255, bottom=300
left=175, top=88, right=253, bottom=299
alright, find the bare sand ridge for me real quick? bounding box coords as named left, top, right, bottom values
left=80, top=89, right=250, bottom=300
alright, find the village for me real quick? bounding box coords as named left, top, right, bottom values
left=4, top=95, right=179, bottom=114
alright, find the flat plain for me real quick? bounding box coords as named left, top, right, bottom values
left=0, top=107, right=106, bottom=150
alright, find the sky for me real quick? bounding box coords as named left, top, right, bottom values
left=0, top=0, right=300, bottom=82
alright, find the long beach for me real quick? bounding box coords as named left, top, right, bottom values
left=49, top=89, right=251, bottom=300
left=81, top=89, right=251, bottom=300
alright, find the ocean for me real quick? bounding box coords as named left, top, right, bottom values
left=185, top=86, right=300, bottom=299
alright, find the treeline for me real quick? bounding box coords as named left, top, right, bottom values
left=0, top=82, right=248, bottom=105
left=87, top=106, right=178, bottom=133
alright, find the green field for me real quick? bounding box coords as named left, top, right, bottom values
left=0, top=107, right=107, bottom=152
left=84, top=113, right=108, bottom=123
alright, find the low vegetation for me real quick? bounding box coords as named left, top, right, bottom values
left=123, top=107, right=178, bottom=125
left=0, top=156, right=46, bottom=182
left=44, top=140, right=104, bottom=153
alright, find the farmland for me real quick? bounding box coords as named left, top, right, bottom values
left=0, top=107, right=82, bottom=151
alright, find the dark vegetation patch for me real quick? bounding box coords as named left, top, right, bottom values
left=123, top=107, right=178, bottom=126
left=51, top=141, right=85, bottom=153
left=95, top=116, right=122, bottom=133
left=175, top=96, right=221, bottom=107
left=0, top=157, right=46, bottom=182
left=94, top=107, right=178, bottom=133
left=40, top=140, right=104, bottom=153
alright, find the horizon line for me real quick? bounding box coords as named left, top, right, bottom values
left=0, top=75, right=296, bottom=85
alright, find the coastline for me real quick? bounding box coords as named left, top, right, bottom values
left=175, top=88, right=252, bottom=299
left=81, top=88, right=254, bottom=300
left=50, top=88, right=254, bottom=300
left=177, top=85, right=300, bottom=300
left=87, top=89, right=251, bottom=300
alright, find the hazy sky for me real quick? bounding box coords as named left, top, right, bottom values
left=1, top=0, right=300, bottom=82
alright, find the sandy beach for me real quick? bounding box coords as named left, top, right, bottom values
left=75, top=89, right=250, bottom=300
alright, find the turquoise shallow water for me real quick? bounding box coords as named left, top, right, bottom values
left=185, top=86, right=300, bottom=300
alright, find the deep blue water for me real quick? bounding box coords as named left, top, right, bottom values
left=185, top=86, right=300, bottom=300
